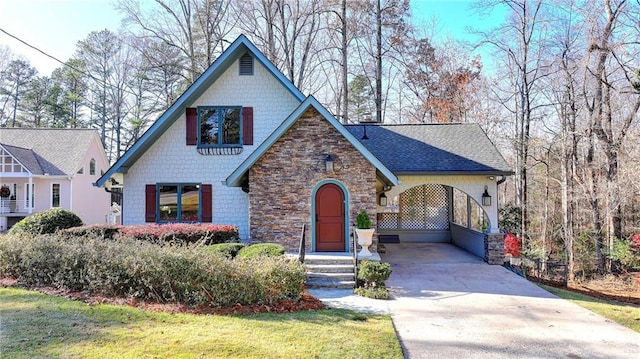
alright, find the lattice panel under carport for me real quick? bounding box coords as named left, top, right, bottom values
left=378, top=184, right=450, bottom=231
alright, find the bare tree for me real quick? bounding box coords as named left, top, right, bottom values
left=581, top=0, right=640, bottom=273
left=475, top=0, right=549, bottom=242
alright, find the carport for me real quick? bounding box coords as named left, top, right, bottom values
left=346, top=123, right=512, bottom=264
left=377, top=182, right=494, bottom=260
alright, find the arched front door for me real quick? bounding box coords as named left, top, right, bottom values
left=315, top=183, right=345, bottom=251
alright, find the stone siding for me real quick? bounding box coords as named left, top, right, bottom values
left=249, top=108, right=377, bottom=252
left=484, top=233, right=505, bottom=264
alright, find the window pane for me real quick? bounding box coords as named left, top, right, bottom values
left=199, top=108, right=219, bottom=145
left=52, top=184, right=60, bottom=207
left=89, top=159, right=96, bottom=175
left=159, top=185, right=178, bottom=221
left=221, top=108, right=241, bottom=144
left=181, top=184, right=200, bottom=221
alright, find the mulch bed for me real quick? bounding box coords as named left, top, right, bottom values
left=0, top=277, right=325, bottom=315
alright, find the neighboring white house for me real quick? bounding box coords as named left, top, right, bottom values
left=0, top=128, right=111, bottom=231
left=96, top=35, right=512, bottom=263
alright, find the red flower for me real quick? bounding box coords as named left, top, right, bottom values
left=504, top=233, right=522, bottom=257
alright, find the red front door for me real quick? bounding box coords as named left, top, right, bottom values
left=315, top=183, right=346, bottom=252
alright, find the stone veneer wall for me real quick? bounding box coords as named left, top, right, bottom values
left=249, top=108, right=378, bottom=252
left=484, top=233, right=505, bottom=264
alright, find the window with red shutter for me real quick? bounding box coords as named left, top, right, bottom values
left=201, top=184, right=212, bottom=222
left=145, top=184, right=156, bottom=222
left=186, top=108, right=197, bottom=145
left=242, top=107, right=253, bottom=145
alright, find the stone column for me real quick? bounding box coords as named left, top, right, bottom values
left=484, top=233, right=505, bottom=265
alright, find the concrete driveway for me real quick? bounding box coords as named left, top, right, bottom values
left=382, top=243, right=640, bottom=359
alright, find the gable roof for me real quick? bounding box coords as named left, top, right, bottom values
left=226, top=96, right=399, bottom=187
left=344, top=123, right=512, bottom=175
left=0, top=143, right=64, bottom=175
left=0, top=128, right=99, bottom=176
left=96, top=34, right=306, bottom=187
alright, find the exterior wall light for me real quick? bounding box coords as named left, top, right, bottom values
left=482, top=185, right=492, bottom=206
left=325, top=154, right=334, bottom=172
left=379, top=192, right=388, bottom=206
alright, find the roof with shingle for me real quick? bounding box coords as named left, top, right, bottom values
left=0, top=128, right=99, bottom=175
left=344, top=123, right=512, bottom=175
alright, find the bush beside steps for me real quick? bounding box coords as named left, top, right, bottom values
left=355, top=260, right=392, bottom=300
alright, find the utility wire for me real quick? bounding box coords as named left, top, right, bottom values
left=0, top=27, right=158, bottom=103
left=0, top=27, right=165, bottom=125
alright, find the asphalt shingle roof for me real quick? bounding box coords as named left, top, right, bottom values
left=344, top=123, right=512, bottom=175
left=0, top=128, right=98, bottom=176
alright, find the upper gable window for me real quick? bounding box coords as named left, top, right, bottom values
left=89, top=159, right=96, bottom=175
left=198, top=107, right=242, bottom=147
left=239, top=53, right=254, bottom=75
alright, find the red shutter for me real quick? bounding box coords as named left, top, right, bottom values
left=186, top=107, right=197, bottom=145
left=145, top=184, right=156, bottom=223
left=201, top=184, right=213, bottom=223
left=242, top=107, right=253, bottom=145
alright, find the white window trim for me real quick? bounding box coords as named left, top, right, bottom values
left=50, top=183, right=61, bottom=208
left=24, top=183, right=35, bottom=209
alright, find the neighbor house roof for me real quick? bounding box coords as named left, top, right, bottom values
left=0, top=128, right=100, bottom=176
left=95, top=34, right=306, bottom=187
left=0, top=143, right=64, bottom=175
left=345, top=123, right=513, bottom=175
left=226, top=96, right=399, bottom=187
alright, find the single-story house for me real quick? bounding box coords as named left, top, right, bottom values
left=0, top=128, right=111, bottom=231
left=96, top=35, right=512, bottom=263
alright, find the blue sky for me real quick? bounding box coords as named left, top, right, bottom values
left=0, top=0, right=502, bottom=76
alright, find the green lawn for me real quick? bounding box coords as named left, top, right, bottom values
left=541, top=284, right=640, bottom=332
left=0, top=287, right=402, bottom=359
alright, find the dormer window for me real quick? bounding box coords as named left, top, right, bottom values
left=239, top=53, right=254, bottom=75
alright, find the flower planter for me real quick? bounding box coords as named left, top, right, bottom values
left=356, top=228, right=375, bottom=257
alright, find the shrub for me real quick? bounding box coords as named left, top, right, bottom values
left=608, top=237, right=640, bottom=272
left=354, top=287, right=390, bottom=300
left=504, top=233, right=522, bottom=257
left=356, top=210, right=372, bottom=229
left=357, top=260, right=391, bottom=289
left=117, top=223, right=239, bottom=245
left=237, top=243, right=285, bottom=259
left=499, top=204, right=522, bottom=235
left=59, top=224, right=123, bottom=240
left=204, top=243, right=246, bottom=258
left=0, top=232, right=304, bottom=307
left=9, top=208, right=83, bottom=235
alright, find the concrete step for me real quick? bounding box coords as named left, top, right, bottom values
left=303, top=256, right=355, bottom=266
left=306, top=278, right=356, bottom=289
left=305, top=264, right=355, bottom=273
left=306, top=272, right=355, bottom=281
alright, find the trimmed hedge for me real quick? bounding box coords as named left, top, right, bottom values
left=9, top=208, right=83, bottom=235
left=60, top=223, right=239, bottom=245
left=0, top=233, right=304, bottom=307
left=204, top=243, right=246, bottom=258
left=237, top=243, right=286, bottom=259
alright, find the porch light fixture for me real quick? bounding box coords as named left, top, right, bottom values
left=324, top=154, right=335, bottom=172
left=379, top=192, right=388, bottom=206
left=482, top=186, right=492, bottom=206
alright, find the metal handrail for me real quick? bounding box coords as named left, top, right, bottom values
left=298, top=223, right=306, bottom=263
left=352, top=225, right=358, bottom=287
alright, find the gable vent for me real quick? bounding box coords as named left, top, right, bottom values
left=239, top=53, right=254, bottom=75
